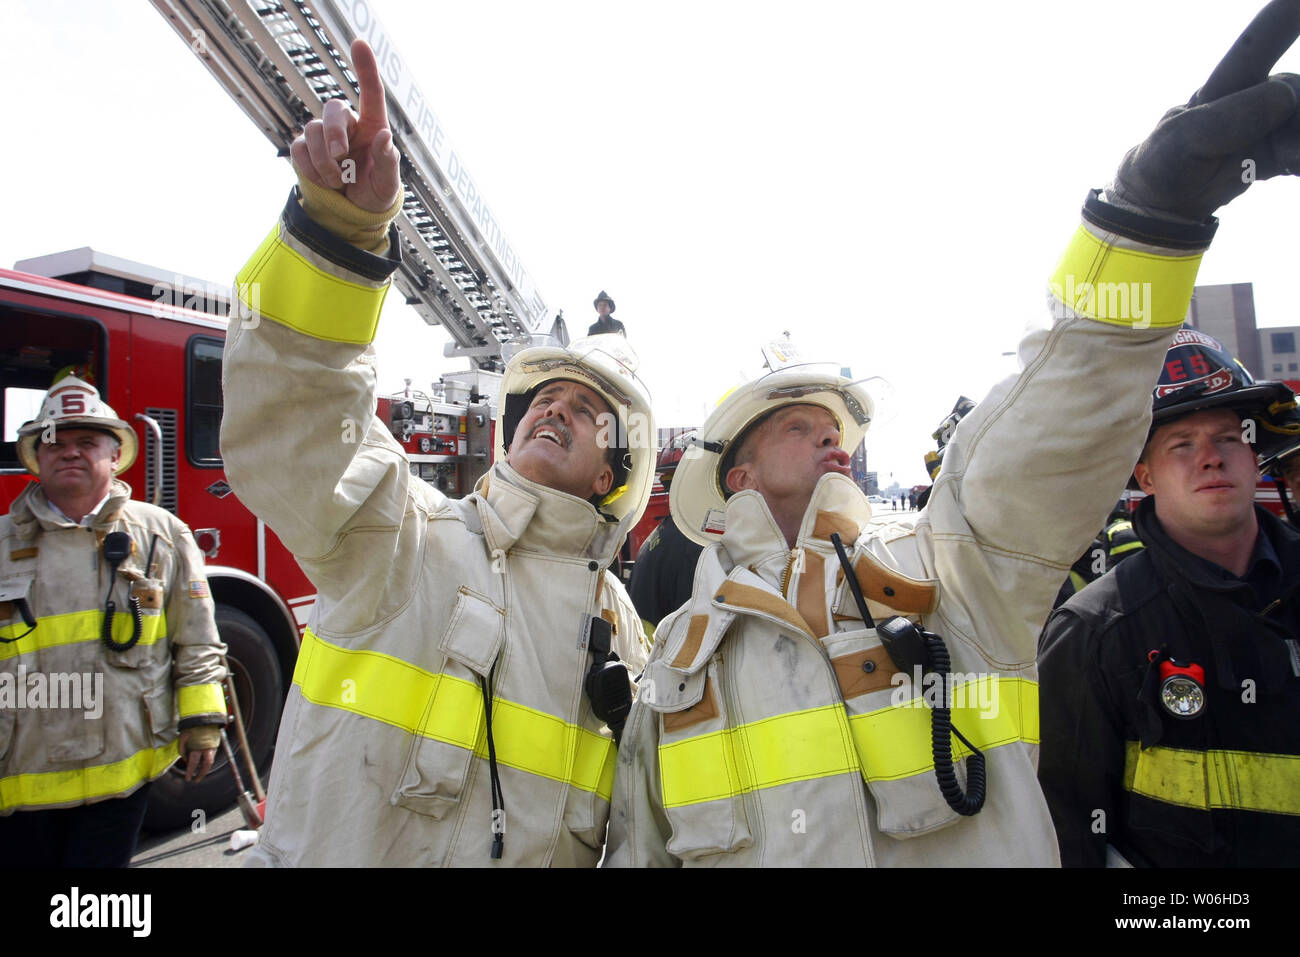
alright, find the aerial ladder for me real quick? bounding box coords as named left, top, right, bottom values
left=148, top=0, right=549, bottom=371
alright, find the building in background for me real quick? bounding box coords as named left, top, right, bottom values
left=1186, top=282, right=1299, bottom=380
left=850, top=440, right=872, bottom=494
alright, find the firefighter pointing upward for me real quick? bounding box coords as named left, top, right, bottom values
left=224, top=39, right=653, bottom=866
left=0, top=376, right=227, bottom=867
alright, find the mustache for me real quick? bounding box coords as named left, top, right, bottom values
left=529, top=417, right=572, bottom=448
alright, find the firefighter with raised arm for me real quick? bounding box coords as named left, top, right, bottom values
left=605, top=2, right=1300, bottom=866
left=0, top=376, right=227, bottom=867
left=222, top=41, right=653, bottom=866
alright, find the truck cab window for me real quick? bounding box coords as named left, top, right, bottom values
left=187, top=336, right=223, bottom=466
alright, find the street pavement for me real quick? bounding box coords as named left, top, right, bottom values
left=132, top=804, right=261, bottom=868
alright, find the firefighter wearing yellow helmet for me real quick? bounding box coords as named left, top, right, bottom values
left=0, top=376, right=227, bottom=867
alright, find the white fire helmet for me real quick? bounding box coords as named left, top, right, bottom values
left=17, top=376, right=138, bottom=476
left=496, top=335, right=656, bottom=525
left=671, top=364, right=875, bottom=546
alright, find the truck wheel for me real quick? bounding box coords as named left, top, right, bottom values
left=143, top=605, right=285, bottom=832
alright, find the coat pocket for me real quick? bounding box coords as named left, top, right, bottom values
left=143, top=684, right=178, bottom=740
left=824, top=628, right=963, bottom=839
left=1124, top=742, right=1218, bottom=855
left=104, top=639, right=156, bottom=670
left=648, top=656, right=754, bottom=861
left=130, top=578, right=164, bottom=615
left=560, top=700, right=618, bottom=853
left=46, top=709, right=107, bottom=764
left=392, top=587, right=505, bottom=820
left=0, top=576, right=34, bottom=640
left=103, top=598, right=165, bottom=670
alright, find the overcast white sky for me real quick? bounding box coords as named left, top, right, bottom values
left=5, top=1, right=1300, bottom=485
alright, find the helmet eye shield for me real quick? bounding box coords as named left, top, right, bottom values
left=761, top=384, right=871, bottom=428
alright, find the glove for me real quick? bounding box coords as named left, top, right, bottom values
left=1110, top=0, right=1300, bottom=223
left=181, top=725, right=222, bottom=751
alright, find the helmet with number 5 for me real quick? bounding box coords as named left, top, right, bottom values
left=1149, top=328, right=1291, bottom=429
left=1148, top=328, right=1299, bottom=455
left=1131, top=328, right=1299, bottom=488
left=16, top=376, right=138, bottom=476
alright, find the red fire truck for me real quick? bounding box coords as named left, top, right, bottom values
left=376, top=370, right=499, bottom=499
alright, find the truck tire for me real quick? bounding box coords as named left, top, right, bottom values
left=143, top=604, right=285, bottom=832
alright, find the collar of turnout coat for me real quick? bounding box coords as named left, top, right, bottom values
left=9, top=478, right=133, bottom=540
left=720, top=472, right=872, bottom=573
left=469, top=462, right=629, bottom=567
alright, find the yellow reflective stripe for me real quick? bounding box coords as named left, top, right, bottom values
left=293, top=629, right=614, bottom=799
left=1049, top=225, right=1202, bottom=330
left=488, top=696, right=617, bottom=802
left=659, top=704, right=858, bottom=808
left=237, top=223, right=387, bottom=345
left=659, top=677, right=1038, bottom=807
left=851, top=677, right=1038, bottom=781
left=178, top=682, right=227, bottom=720
left=0, top=609, right=166, bottom=661
left=1068, top=570, right=1088, bottom=591
left=1124, top=741, right=1300, bottom=816
left=1109, top=540, right=1144, bottom=557
left=0, top=741, right=179, bottom=811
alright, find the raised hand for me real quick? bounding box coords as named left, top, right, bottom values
left=289, top=39, right=402, bottom=213
left=1112, top=0, right=1300, bottom=223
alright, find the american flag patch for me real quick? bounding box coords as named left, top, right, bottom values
left=189, top=581, right=210, bottom=599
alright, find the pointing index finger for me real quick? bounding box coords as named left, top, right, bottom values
left=1195, top=0, right=1300, bottom=104
left=350, top=38, right=389, bottom=134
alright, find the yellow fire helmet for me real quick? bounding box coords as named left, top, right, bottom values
left=496, top=334, right=656, bottom=525
left=17, top=375, right=138, bottom=477
left=671, top=364, right=875, bottom=546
